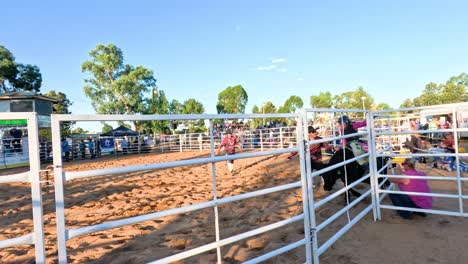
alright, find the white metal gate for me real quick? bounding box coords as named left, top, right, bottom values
left=50, top=113, right=315, bottom=263
left=299, top=108, right=377, bottom=263
left=371, top=103, right=468, bottom=219
left=0, top=112, right=45, bottom=263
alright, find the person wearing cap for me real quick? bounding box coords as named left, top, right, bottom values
left=388, top=158, right=432, bottom=219
left=335, top=115, right=369, bottom=169
left=288, top=126, right=331, bottom=172
left=218, top=129, right=240, bottom=173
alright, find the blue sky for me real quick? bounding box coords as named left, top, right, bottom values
left=2, top=0, right=468, bottom=130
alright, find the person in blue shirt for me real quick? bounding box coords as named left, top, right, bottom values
left=61, top=138, right=70, bottom=162
left=88, top=139, right=95, bottom=159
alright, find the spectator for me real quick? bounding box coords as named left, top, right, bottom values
left=288, top=126, right=331, bottom=172
left=88, top=138, right=95, bottom=159
left=388, top=158, right=432, bottom=219
left=61, top=138, right=70, bottom=162
left=79, top=140, right=86, bottom=159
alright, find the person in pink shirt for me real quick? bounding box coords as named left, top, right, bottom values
left=217, top=129, right=240, bottom=173
left=389, top=158, right=433, bottom=219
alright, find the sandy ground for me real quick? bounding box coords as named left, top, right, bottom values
left=0, top=150, right=467, bottom=264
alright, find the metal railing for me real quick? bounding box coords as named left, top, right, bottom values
left=0, top=112, right=45, bottom=263
left=51, top=113, right=313, bottom=264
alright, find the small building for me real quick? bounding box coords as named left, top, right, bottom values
left=0, top=91, right=58, bottom=167
left=0, top=91, right=58, bottom=127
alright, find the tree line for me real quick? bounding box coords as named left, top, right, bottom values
left=1, top=43, right=467, bottom=134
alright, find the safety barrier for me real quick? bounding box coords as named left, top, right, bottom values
left=0, top=112, right=45, bottom=263
left=370, top=102, right=468, bottom=219
left=6, top=104, right=467, bottom=263
left=51, top=113, right=314, bottom=264
left=298, top=108, right=375, bottom=263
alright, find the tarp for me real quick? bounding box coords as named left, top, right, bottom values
left=100, top=125, right=139, bottom=137
left=100, top=138, right=115, bottom=153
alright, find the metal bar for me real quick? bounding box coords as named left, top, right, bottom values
left=378, top=189, right=460, bottom=199
left=52, top=113, right=299, bottom=122
left=27, top=113, right=46, bottom=264
left=298, top=111, right=313, bottom=264
left=303, top=108, right=368, bottom=113
left=68, top=181, right=302, bottom=239
left=64, top=148, right=299, bottom=181
left=149, top=214, right=304, bottom=264
left=0, top=171, right=30, bottom=183
left=309, top=153, right=370, bottom=178
left=316, top=188, right=372, bottom=232
left=377, top=153, right=468, bottom=158
left=451, top=107, right=464, bottom=215
left=314, top=175, right=371, bottom=209
left=0, top=233, right=34, bottom=249
left=379, top=205, right=466, bottom=217
left=368, top=112, right=380, bottom=221
left=51, top=116, right=68, bottom=264
left=308, top=131, right=369, bottom=146
left=243, top=239, right=306, bottom=264
left=317, top=203, right=373, bottom=256
left=379, top=174, right=459, bottom=181
left=208, top=120, right=221, bottom=264
left=375, top=128, right=457, bottom=136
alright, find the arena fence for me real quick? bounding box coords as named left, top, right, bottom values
left=300, top=108, right=375, bottom=263
left=0, top=112, right=45, bottom=263
left=6, top=105, right=468, bottom=263
left=51, top=113, right=314, bottom=264
left=370, top=102, right=468, bottom=219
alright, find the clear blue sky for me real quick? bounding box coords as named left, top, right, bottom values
left=3, top=0, right=468, bottom=131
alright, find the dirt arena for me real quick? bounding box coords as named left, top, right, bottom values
left=1, top=150, right=468, bottom=264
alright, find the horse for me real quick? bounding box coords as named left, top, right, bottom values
left=321, top=147, right=389, bottom=203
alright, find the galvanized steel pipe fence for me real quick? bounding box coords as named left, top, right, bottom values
left=50, top=113, right=314, bottom=264
left=0, top=112, right=45, bottom=263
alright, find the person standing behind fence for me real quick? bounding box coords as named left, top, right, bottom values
left=121, top=137, right=129, bottom=154
left=88, top=138, right=95, bottom=159
left=217, top=129, right=240, bottom=173
left=61, top=138, right=70, bottom=162
left=388, top=158, right=432, bottom=219
left=79, top=140, right=86, bottom=159
left=288, top=126, right=331, bottom=171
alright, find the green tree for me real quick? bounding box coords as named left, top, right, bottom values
left=44, top=90, right=73, bottom=136
left=334, top=86, right=374, bottom=110
left=182, top=98, right=205, bottom=128
left=310, top=91, right=333, bottom=108
left=102, top=123, right=113, bottom=133
left=141, top=88, right=170, bottom=134
left=278, top=95, right=303, bottom=113
left=82, top=44, right=156, bottom=129
left=375, top=103, right=391, bottom=110
left=71, top=127, right=89, bottom=134
left=216, top=85, right=248, bottom=114
left=0, top=45, right=42, bottom=93
left=182, top=98, right=205, bottom=114
left=413, top=82, right=443, bottom=106
left=250, top=105, right=262, bottom=128
left=399, top=99, right=414, bottom=108
left=260, top=101, right=277, bottom=124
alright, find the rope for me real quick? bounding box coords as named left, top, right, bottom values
left=342, top=149, right=351, bottom=223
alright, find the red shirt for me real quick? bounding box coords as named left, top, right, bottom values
left=220, top=136, right=238, bottom=154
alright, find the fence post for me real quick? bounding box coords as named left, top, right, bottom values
left=260, top=130, right=264, bottom=151
left=298, top=109, right=314, bottom=264
left=179, top=134, right=183, bottom=152
left=280, top=127, right=284, bottom=149
left=199, top=134, right=203, bottom=152
left=51, top=115, right=68, bottom=264
left=27, top=113, right=46, bottom=264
